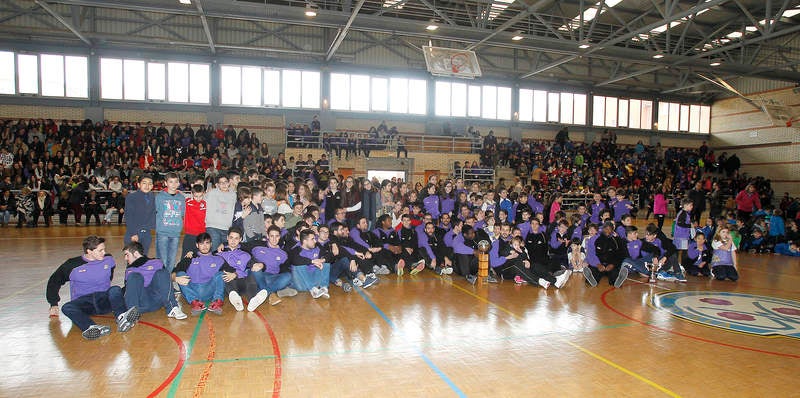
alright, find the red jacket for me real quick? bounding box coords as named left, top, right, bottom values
left=184, top=197, right=207, bottom=235
left=735, top=190, right=761, bottom=213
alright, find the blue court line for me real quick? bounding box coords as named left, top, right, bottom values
left=355, top=287, right=467, bottom=398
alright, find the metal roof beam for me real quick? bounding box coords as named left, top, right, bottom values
left=325, top=0, right=365, bottom=61
left=195, top=0, right=215, bottom=54
left=33, top=0, right=91, bottom=46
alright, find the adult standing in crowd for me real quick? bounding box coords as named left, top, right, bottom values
left=735, top=184, right=761, bottom=221
left=687, top=181, right=707, bottom=224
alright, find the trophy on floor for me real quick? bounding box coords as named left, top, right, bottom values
left=646, top=261, right=661, bottom=283
left=477, top=240, right=490, bottom=282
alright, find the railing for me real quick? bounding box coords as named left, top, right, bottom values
left=451, top=166, right=495, bottom=184
left=286, top=130, right=482, bottom=154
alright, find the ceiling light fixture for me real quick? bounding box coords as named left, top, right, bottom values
left=709, top=59, right=722, bottom=66
left=426, top=20, right=438, bottom=31
left=305, top=5, right=317, bottom=16
left=511, top=30, right=524, bottom=41
left=578, top=41, right=591, bottom=49
left=179, top=0, right=191, bottom=4
left=652, top=53, right=664, bottom=59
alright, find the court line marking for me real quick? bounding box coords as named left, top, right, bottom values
left=0, top=278, right=49, bottom=305
left=355, top=287, right=467, bottom=398
left=167, top=310, right=207, bottom=398
left=94, top=316, right=188, bottom=398
left=183, top=321, right=641, bottom=366
left=601, top=287, right=800, bottom=359
left=442, top=279, right=682, bottom=397
left=193, top=318, right=216, bottom=398
left=141, top=320, right=189, bottom=398
left=255, top=310, right=283, bottom=398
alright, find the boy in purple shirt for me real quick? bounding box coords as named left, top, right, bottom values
left=47, top=235, right=141, bottom=340
left=172, top=232, right=228, bottom=316
left=123, top=241, right=187, bottom=320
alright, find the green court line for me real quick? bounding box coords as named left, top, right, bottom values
left=167, top=310, right=207, bottom=398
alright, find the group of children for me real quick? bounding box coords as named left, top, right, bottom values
left=48, top=173, right=763, bottom=340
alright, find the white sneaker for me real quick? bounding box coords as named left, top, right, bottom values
left=310, top=287, right=323, bottom=299
left=538, top=278, right=551, bottom=290
left=228, top=291, right=244, bottom=311
left=320, top=286, right=330, bottom=299
left=247, top=289, right=269, bottom=312
left=555, top=271, right=570, bottom=289
left=167, top=305, right=188, bottom=320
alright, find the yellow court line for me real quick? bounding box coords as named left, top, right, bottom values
left=442, top=279, right=682, bottom=398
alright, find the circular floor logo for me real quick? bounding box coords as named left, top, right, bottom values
left=653, top=291, right=800, bottom=338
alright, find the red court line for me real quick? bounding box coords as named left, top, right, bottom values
left=193, top=318, right=217, bottom=398
left=255, top=311, right=283, bottom=398
left=96, top=316, right=188, bottom=397
left=141, top=321, right=188, bottom=398
left=600, top=287, right=800, bottom=359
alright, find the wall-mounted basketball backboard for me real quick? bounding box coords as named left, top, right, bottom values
left=423, top=46, right=482, bottom=79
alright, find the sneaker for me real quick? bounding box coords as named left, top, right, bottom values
left=320, top=286, right=330, bottom=299
left=247, top=289, right=269, bottom=312
left=372, top=265, right=382, bottom=274
left=486, top=274, right=499, bottom=283
left=362, top=274, right=379, bottom=289
left=310, top=287, right=324, bottom=299
left=466, top=274, right=477, bottom=285
left=538, top=278, right=551, bottom=290
left=342, top=282, right=353, bottom=293
left=116, top=306, right=140, bottom=333
left=277, top=287, right=298, bottom=298
left=614, top=266, right=629, bottom=288
left=190, top=300, right=206, bottom=315
left=656, top=271, right=677, bottom=282
left=379, top=265, right=391, bottom=275
left=168, top=305, right=188, bottom=320
left=409, top=260, right=425, bottom=275
left=396, top=259, right=405, bottom=276
left=268, top=293, right=282, bottom=306
left=434, top=266, right=445, bottom=275
left=352, top=278, right=364, bottom=287
left=514, top=275, right=526, bottom=285
left=674, top=272, right=688, bottom=282
left=82, top=324, right=112, bottom=340
left=555, top=270, right=570, bottom=289
left=208, top=299, right=224, bottom=315
left=229, top=291, right=244, bottom=312
left=443, top=267, right=454, bottom=275
left=582, top=267, right=597, bottom=287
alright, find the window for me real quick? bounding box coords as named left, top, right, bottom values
left=350, top=74, right=370, bottom=111
left=17, top=54, right=38, bottom=94
left=220, top=65, right=242, bottom=105
left=100, top=58, right=123, bottom=100
left=40, top=54, right=65, bottom=97
left=65, top=56, right=88, bottom=98
left=371, top=78, right=388, bottom=111
left=0, top=52, right=87, bottom=97
left=407, top=79, right=427, bottom=115
left=520, top=88, right=585, bottom=124
left=168, top=62, right=189, bottom=103
left=147, top=63, right=166, bottom=101
left=594, top=95, right=653, bottom=128
left=0, top=51, right=13, bottom=94
left=482, top=86, right=497, bottom=119
left=241, top=67, right=261, bottom=106
left=533, top=90, right=547, bottom=122
left=189, top=64, right=210, bottom=103
left=389, top=78, right=409, bottom=113
left=330, top=73, right=350, bottom=110
left=281, top=70, right=301, bottom=108
left=263, top=70, right=280, bottom=106
left=123, top=59, right=145, bottom=100
left=220, top=65, right=263, bottom=106
left=439, top=82, right=508, bottom=119
left=301, top=71, right=320, bottom=109
left=657, top=101, right=709, bottom=133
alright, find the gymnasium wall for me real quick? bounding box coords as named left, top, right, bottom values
left=710, top=84, right=800, bottom=196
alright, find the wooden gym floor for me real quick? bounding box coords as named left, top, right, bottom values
left=1, top=223, right=798, bottom=398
